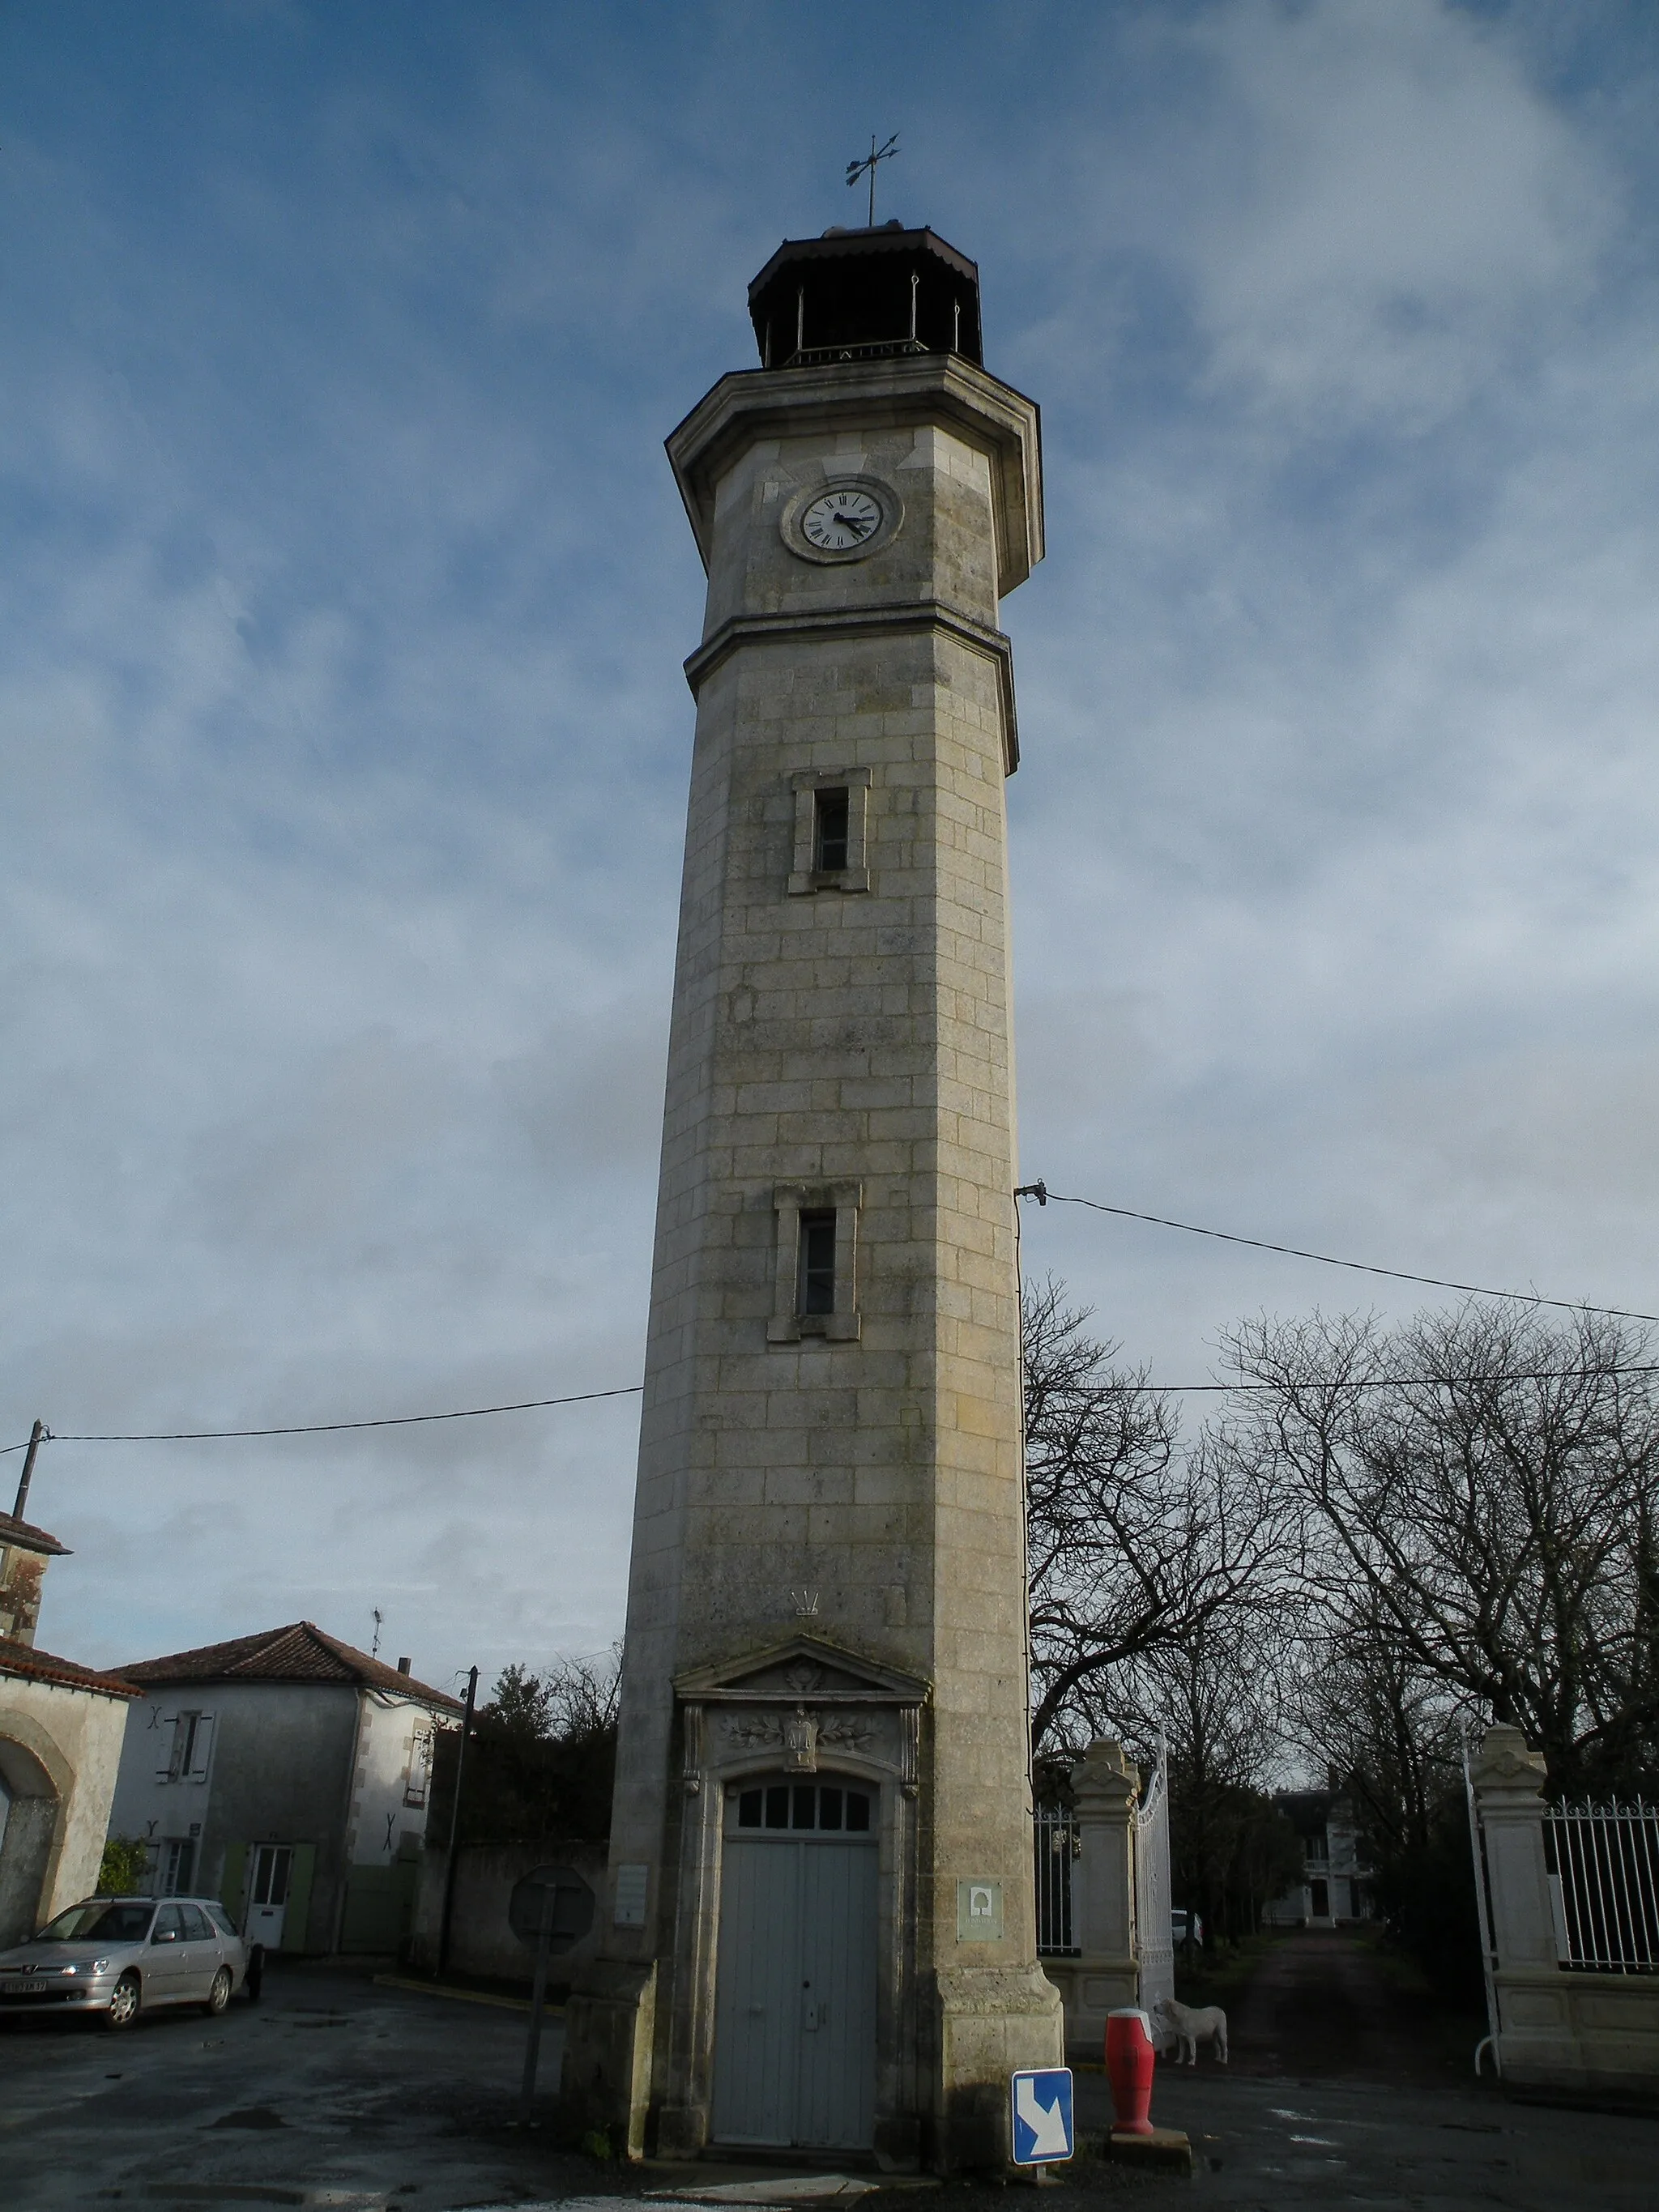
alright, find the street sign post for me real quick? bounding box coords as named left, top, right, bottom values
left=508, top=1864, right=595, bottom=2125
left=1010, top=2065, right=1074, bottom=2166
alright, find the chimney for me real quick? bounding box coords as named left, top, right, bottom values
left=396, top=1656, right=412, bottom=1675
left=0, top=1512, right=68, bottom=1650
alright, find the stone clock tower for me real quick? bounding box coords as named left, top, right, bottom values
left=561, top=224, right=1060, bottom=2172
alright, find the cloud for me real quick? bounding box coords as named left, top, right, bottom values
left=5, top=0, right=1658, bottom=1688
left=1167, top=0, right=1614, bottom=427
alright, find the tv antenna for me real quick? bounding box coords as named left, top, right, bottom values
left=371, top=1606, right=384, bottom=1658
left=846, top=133, right=900, bottom=228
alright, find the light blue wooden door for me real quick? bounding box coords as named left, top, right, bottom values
left=795, top=1841, right=878, bottom=2148
left=711, top=1782, right=879, bottom=2150
left=711, top=1837, right=801, bottom=2144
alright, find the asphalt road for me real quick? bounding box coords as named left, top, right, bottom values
left=3, top=1949, right=1657, bottom=2211
left=1218, top=1928, right=1483, bottom=2086
left=0, top=1958, right=604, bottom=2210
left=1073, top=2061, right=1659, bottom=2210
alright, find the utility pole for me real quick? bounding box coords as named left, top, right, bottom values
left=436, top=1664, right=478, bottom=1979
left=12, top=1420, right=48, bottom=1522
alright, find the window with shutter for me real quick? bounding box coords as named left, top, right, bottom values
left=403, top=1728, right=434, bottom=1809
left=187, top=1714, right=215, bottom=1783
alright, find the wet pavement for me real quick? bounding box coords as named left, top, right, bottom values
left=0, top=1957, right=607, bottom=2210
left=1218, top=1929, right=1480, bottom=2087
left=2, top=1939, right=1656, bottom=2210
left=1049, top=1929, right=1659, bottom=2208
left=1071, top=2061, right=1659, bottom=2209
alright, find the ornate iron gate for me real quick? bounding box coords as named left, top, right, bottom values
left=1543, top=1800, right=1659, bottom=1972
left=1134, top=1739, right=1174, bottom=2029
left=1034, top=1805, right=1078, bottom=1955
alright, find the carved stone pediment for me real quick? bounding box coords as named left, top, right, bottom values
left=1069, top=1737, right=1140, bottom=1814
left=1469, top=1724, right=1548, bottom=1797
left=675, top=1635, right=926, bottom=1797
left=674, top=1632, right=930, bottom=1708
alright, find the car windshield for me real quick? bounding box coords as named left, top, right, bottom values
left=33, top=1901, right=155, bottom=1945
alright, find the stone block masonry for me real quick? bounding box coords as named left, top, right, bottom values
left=560, top=300, right=1060, bottom=2170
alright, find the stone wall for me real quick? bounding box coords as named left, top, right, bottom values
left=410, top=1838, right=608, bottom=1986
left=0, top=1673, right=132, bottom=1942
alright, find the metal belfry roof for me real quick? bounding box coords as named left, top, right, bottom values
left=747, top=224, right=984, bottom=370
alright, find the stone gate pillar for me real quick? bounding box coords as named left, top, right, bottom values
left=1051, top=1739, right=1139, bottom=2054
left=1471, top=1724, right=1556, bottom=1973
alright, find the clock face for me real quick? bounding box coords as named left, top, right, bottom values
left=800, top=487, right=884, bottom=554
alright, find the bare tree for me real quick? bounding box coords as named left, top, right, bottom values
left=441, top=1644, right=622, bottom=1844
left=542, top=1643, right=623, bottom=1742
left=1286, top=1589, right=1462, bottom=1861
left=1022, top=1277, right=1290, bottom=1757
left=1222, top=1301, right=1659, bottom=1795
left=1132, top=1596, right=1303, bottom=1941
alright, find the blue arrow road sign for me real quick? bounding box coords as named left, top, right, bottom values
left=1010, top=2066, right=1074, bottom=2164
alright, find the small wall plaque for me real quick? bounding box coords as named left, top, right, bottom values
left=614, top=1862, right=649, bottom=1928
left=957, top=1878, right=1004, bottom=1942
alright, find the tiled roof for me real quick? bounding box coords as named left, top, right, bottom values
left=0, top=1511, right=70, bottom=1558
left=0, top=1638, right=142, bottom=1698
left=117, top=1621, right=461, bottom=1710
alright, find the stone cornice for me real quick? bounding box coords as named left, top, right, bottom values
left=666, top=353, right=1043, bottom=593
left=684, top=599, right=1020, bottom=774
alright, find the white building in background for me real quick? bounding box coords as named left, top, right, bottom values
left=1262, top=1787, right=1375, bottom=1927
left=106, top=1622, right=459, bottom=1955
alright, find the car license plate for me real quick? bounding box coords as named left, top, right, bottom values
left=2, top=1977, right=42, bottom=1994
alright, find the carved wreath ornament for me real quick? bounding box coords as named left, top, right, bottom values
left=717, top=1706, right=877, bottom=1774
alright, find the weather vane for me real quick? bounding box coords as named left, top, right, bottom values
left=846, top=133, right=900, bottom=228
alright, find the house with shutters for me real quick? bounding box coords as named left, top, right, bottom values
left=104, top=1622, right=460, bottom=1956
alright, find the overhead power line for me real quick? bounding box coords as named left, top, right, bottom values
left=6, top=1191, right=1656, bottom=1460
left=0, top=1383, right=645, bottom=1456
left=7, top=1345, right=1658, bottom=1464
left=1014, top=1183, right=1659, bottom=1329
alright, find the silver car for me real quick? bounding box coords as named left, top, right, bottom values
left=0, top=1895, right=251, bottom=2028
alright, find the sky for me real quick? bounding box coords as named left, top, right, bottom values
left=6, top=0, right=1659, bottom=1696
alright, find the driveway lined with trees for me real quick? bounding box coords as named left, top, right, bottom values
left=1021, top=1276, right=1659, bottom=1978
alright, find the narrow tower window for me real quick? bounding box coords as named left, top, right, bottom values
left=789, top=768, right=872, bottom=895
left=813, top=789, right=850, bottom=875
left=798, top=1211, right=837, bottom=1315
left=770, top=1179, right=863, bottom=1342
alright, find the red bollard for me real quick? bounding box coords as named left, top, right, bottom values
left=1104, top=2007, right=1156, bottom=2137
